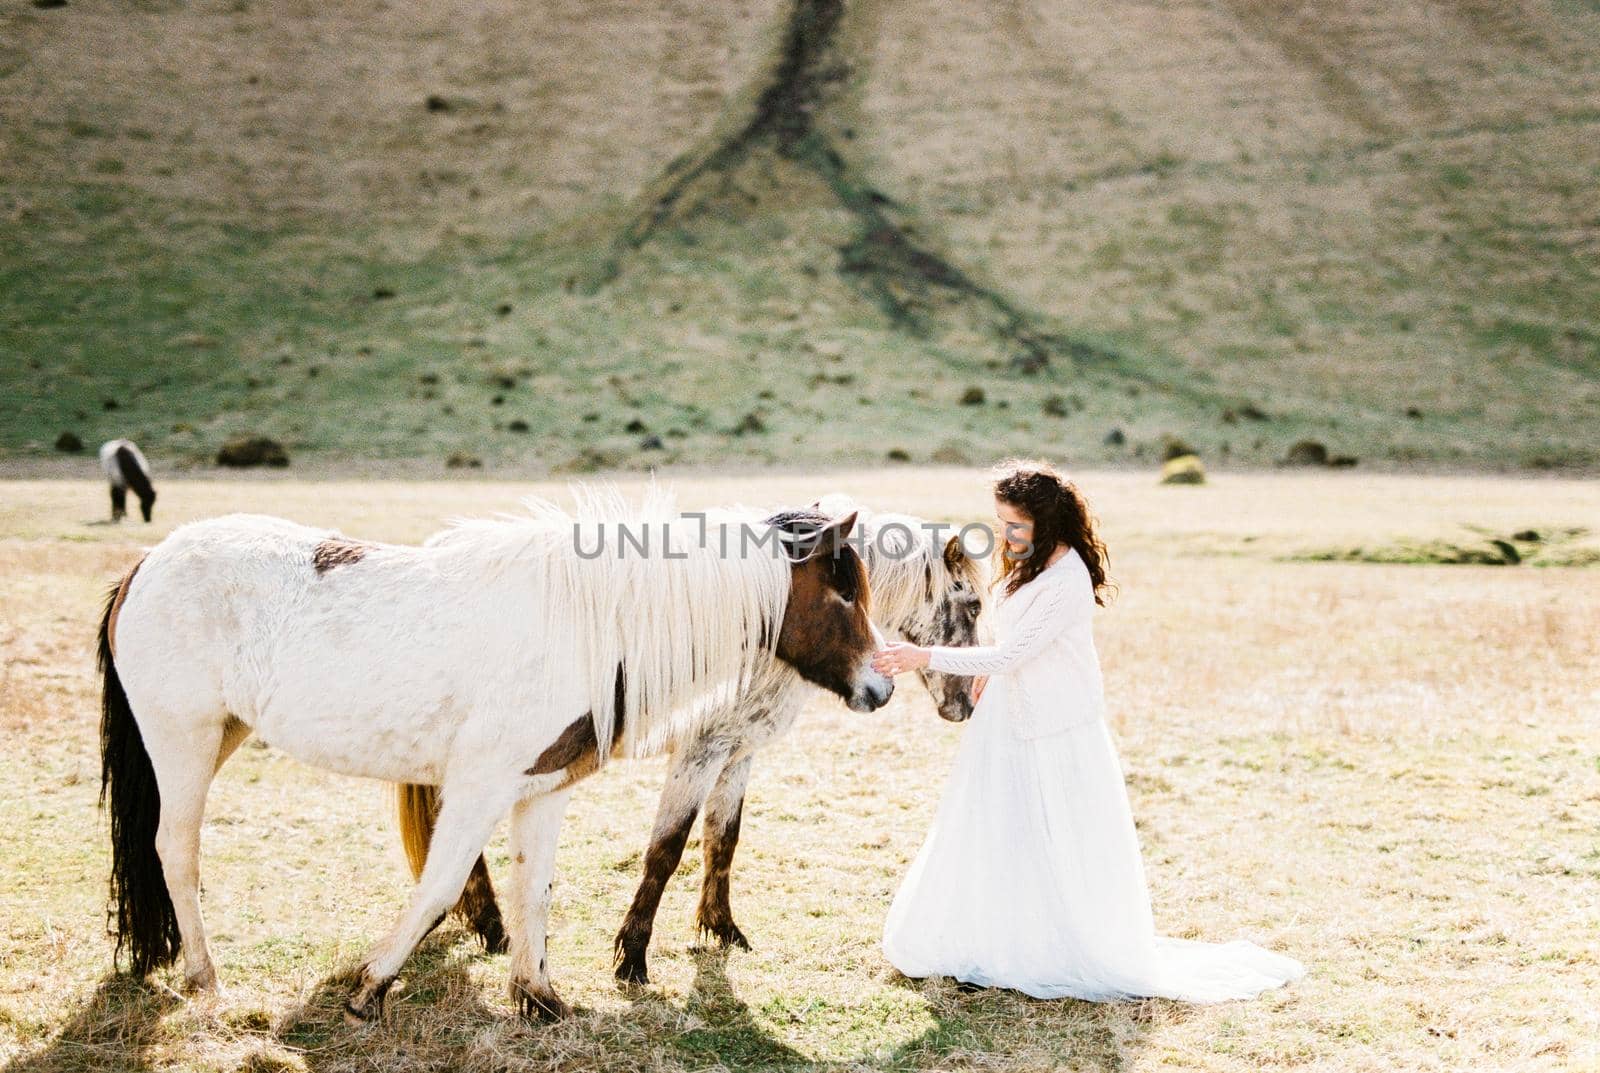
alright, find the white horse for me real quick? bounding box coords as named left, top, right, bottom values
left=397, top=495, right=993, bottom=983
left=96, top=485, right=892, bottom=1022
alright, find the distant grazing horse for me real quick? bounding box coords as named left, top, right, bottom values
left=97, top=486, right=892, bottom=1022
left=99, top=439, right=156, bottom=522
left=397, top=495, right=991, bottom=983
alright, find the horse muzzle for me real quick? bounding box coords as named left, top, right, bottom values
left=848, top=667, right=895, bottom=712
left=935, top=688, right=974, bottom=722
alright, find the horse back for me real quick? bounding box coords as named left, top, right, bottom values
left=114, top=514, right=557, bottom=782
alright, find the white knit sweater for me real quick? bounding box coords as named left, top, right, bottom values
left=925, top=547, right=1105, bottom=738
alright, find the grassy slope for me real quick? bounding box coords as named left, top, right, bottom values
left=1, top=0, right=1598, bottom=472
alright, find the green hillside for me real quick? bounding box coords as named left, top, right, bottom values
left=3, top=0, right=1598, bottom=472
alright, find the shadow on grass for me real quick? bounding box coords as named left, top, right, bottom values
left=0, top=976, right=176, bottom=1073
left=652, top=947, right=1172, bottom=1072
left=6, top=938, right=1177, bottom=1072
left=271, top=933, right=502, bottom=1065
left=881, top=970, right=1185, bottom=1072
left=667, top=948, right=809, bottom=1069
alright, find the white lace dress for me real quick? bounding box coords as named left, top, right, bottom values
left=881, top=549, right=1305, bottom=1002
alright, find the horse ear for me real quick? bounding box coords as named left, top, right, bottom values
left=830, top=510, right=858, bottom=540
left=943, top=534, right=965, bottom=570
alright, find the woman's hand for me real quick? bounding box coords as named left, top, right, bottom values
left=970, top=675, right=988, bottom=703
left=873, top=641, right=930, bottom=677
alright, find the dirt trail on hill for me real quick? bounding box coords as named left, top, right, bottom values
left=596, top=0, right=1120, bottom=375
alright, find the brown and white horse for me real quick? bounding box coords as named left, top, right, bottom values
left=97, top=486, right=891, bottom=1022
left=397, top=495, right=991, bottom=984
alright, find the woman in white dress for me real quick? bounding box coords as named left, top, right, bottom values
left=872, top=459, right=1304, bottom=1002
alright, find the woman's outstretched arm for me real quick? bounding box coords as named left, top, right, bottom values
left=922, top=567, right=1088, bottom=677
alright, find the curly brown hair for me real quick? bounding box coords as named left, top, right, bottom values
left=990, top=457, right=1114, bottom=606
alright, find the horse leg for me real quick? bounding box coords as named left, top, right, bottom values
left=345, top=779, right=513, bottom=1024
left=143, top=717, right=230, bottom=991
left=110, top=484, right=126, bottom=523
left=505, top=788, right=574, bottom=1020
left=695, top=754, right=754, bottom=950
left=456, top=856, right=508, bottom=954
left=614, top=743, right=728, bottom=984
left=395, top=784, right=508, bottom=953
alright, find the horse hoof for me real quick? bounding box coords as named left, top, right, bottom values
left=183, top=965, right=220, bottom=993
left=475, top=918, right=510, bottom=956
left=513, top=982, right=572, bottom=1022
left=697, top=919, right=751, bottom=951
left=614, top=956, right=650, bottom=986
left=344, top=974, right=393, bottom=1026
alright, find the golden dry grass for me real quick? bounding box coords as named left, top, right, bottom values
left=1, top=467, right=1598, bottom=1072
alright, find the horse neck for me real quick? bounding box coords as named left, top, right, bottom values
left=556, top=517, right=792, bottom=762
left=429, top=501, right=793, bottom=761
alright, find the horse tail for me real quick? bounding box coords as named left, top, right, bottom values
left=114, top=445, right=156, bottom=519
left=394, top=783, right=509, bottom=952
left=395, top=783, right=437, bottom=882
left=98, top=572, right=180, bottom=976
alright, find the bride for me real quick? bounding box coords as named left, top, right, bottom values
left=871, top=458, right=1304, bottom=1002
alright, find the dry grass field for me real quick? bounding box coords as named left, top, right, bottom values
left=1, top=467, right=1597, bottom=1072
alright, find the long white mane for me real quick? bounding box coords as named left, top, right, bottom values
left=814, top=493, right=991, bottom=630
left=425, top=481, right=792, bottom=761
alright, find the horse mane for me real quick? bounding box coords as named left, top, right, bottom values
left=813, top=493, right=991, bottom=629
left=425, top=481, right=792, bottom=762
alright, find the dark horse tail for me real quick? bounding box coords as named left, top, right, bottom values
left=98, top=574, right=180, bottom=975
left=114, top=445, right=156, bottom=521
